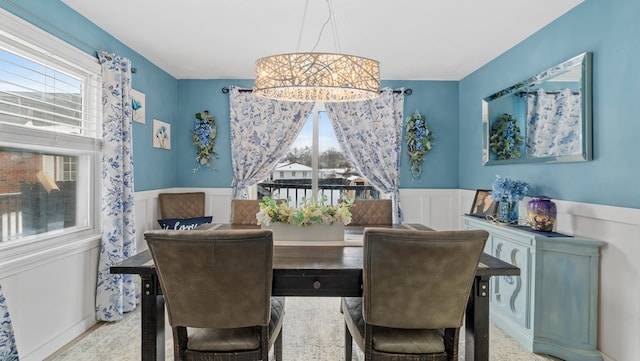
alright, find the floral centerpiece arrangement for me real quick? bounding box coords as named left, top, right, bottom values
left=191, top=110, right=218, bottom=172
left=489, top=113, right=524, bottom=160
left=491, top=176, right=531, bottom=223
left=256, top=195, right=354, bottom=227
left=405, top=110, right=434, bottom=180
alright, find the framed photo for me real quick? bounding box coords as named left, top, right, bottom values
left=469, top=189, right=497, bottom=218
left=153, top=119, right=171, bottom=149
left=131, top=89, right=145, bottom=124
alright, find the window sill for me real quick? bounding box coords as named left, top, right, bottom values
left=0, top=229, right=101, bottom=275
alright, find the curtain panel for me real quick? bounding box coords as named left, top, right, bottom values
left=526, top=88, right=582, bottom=158
left=229, top=86, right=314, bottom=199
left=95, top=52, right=137, bottom=321
left=0, top=284, right=19, bottom=360
left=325, top=88, right=405, bottom=224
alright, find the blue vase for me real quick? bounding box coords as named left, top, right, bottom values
left=497, top=200, right=518, bottom=223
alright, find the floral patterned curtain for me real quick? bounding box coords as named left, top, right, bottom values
left=325, top=88, right=404, bottom=224
left=526, top=88, right=582, bottom=158
left=0, top=284, right=19, bottom=360
left=229, top=86, right=314, bottom=199
left=95, top=52, right=137, bottom=321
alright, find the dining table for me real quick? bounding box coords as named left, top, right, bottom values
left=110, top=223, right=520, bottom=361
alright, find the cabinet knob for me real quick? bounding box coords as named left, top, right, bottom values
left=313, top=281, right=322, bottom=289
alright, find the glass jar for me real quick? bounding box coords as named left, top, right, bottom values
left=527, top=196, right=557, bottom=231
left=497, top=200, right=518, bottom=224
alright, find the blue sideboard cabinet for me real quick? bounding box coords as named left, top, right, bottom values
left=463, top=216, right=604, bottom=361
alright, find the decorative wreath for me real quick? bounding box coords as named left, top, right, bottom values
left=489, top=113, right=524, bottom=160
left=405, top=110, right=434, bottom=180
left=191, top=110, right=218, bottom=172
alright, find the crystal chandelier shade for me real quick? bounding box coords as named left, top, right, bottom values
left=253, top=52, right=380, bottom=102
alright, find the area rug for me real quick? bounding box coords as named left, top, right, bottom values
left=47, top=297, right=556, bottom=361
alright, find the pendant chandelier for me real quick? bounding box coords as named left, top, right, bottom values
left=253, top=0, right=380, bottom=102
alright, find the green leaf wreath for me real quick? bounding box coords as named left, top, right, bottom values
left=405, top=110, right=434, bottom=180
left=489, top=113, right=524, bottom=160
left=191, top=110, right=218, bottom=172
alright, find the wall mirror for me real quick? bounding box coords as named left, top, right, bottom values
left=482, top=52, right=592, bottom=165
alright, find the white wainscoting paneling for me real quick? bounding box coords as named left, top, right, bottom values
left=0, top=237, right=99, bottom=361
left=554, top=199, right=640, bottom=361
left=399, top=189, right=460, bottom=230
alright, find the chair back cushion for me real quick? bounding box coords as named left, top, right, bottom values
left=145, top=229, right=273, bottom=329
left=231, top=199, right=262, bottom=224
left=158, top=192, right=205, bottom=219
left=363, top=228, right=488, bottom=329
left=349, top=199, right=392, bottom=226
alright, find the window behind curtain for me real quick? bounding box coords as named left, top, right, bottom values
left=0, top=9, right=101, bottom=245
left=258, top=103, right=380, bottom=205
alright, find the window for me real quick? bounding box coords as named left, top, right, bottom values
left=0, top=9, right=101, bottom=245
left=259, top=103, right=379, bottom=205
left=60, top=156, right=78, bottom=182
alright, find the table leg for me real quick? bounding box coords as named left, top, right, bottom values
left=141, top=274, right=165, bottom=361
left=465, top=275, right=490, bottom=361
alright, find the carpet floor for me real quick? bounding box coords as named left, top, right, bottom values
left=46, top=297, right=558, bottom=361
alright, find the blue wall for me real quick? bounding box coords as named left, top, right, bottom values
left=175, top=79, right=460, bottom=189
left=5, top=0, right=637, bottom=209
left=175, top=79, right=250, bottom=188
left=459, top=0, right=640, bottom=208
left=0, top=0, right=179, bottom=191
left=1, top=1, right=459, bottom=192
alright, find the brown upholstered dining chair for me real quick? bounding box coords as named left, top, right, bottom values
left=348, top=199, right=393, bottom=226
left=158, top=192, right=205, bottom=219
left=230, top=199, right=262, bottom=225
left=144, top=229, right=284, bottom=361
left=342, top=228, right=489, bottom=361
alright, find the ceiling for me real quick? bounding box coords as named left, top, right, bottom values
left=62, top=0, right=583, bottom=81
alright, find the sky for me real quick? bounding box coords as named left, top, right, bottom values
left=290, top=111, right=341, bottom=152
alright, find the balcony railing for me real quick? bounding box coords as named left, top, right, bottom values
left=1, top=181, right=76, bottom=242
left=0, top=192, right=22, bottom=242
left=257, top=181, right=379, bottom=206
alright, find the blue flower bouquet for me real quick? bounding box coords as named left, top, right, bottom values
left=491, top=176, right=530, bottom=223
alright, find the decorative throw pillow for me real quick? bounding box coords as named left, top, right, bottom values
left=157, top=216, right=213, bottom=230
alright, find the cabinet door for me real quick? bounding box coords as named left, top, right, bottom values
left=491, top=235, right=533, bottom=330
left=535, top=248, right=598, bottom=349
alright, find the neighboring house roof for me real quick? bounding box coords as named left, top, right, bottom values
left=320, top=168, right=347, bottom=174
left=274, top=162, right=312, bottom=172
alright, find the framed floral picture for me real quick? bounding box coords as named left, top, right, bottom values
left=153, top=119, right=170, bottom=149
left=131, top=89, right=145, bottom=124
left=468, top=189, right=497, bottom=218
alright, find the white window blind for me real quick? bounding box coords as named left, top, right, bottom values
left=0, top=29, right=101, bottom=139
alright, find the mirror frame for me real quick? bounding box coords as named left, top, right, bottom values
left=482, top=52, right=592, bottom=165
